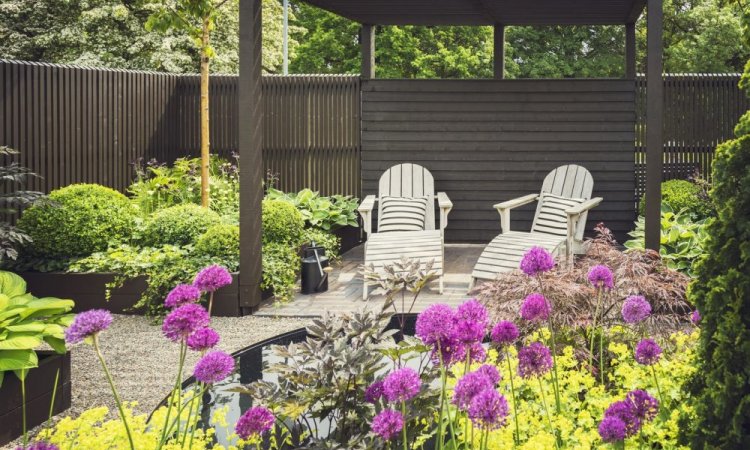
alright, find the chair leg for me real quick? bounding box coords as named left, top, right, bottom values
left=439, top=276, right=444, bottom=294
left=468, top=277, right=475, bottom=292
left=363, top=282, right=368, bottom=300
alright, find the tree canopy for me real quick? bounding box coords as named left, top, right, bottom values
left=0, top=0, right=746, bottom=76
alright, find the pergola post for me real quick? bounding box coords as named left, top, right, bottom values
left=238, top=0, right=263, bottom=310
left=645, top=0, right=663, bottom=250
left=625, top=22, right=636, bottom=78
left=494, top=24, right=505, bottom=79
left=361, top=24, right=375, bottom=79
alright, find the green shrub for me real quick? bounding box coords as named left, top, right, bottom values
left=638, top=179, right=713, bottom=220
left=262, top=199, right=304, bottom=246
left=302, top=228, right=341, bottom=263
left=266, top=187, right=359, bottom=231
left=141, top=204, right=220, bottom=247
left=17, top=184, right=136, bottom=258
left=686, top=112, right=750, bottom=448
left=195, top=224, right=239, bottom=260
left=261, top=242, right=300, bottom=304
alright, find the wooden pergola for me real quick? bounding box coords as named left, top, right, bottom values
left=238, top=0, right=663, bottom=308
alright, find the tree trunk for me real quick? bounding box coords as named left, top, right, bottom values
left=200, top=18, right=211, bottom=208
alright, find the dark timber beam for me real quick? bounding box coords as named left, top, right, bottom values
left=494, top=24, right=505, bottom=79
left=625, top=22, right=636, bottom=78
left=645, top=0, right=663, bottom=250
left=238, top=0, right=263, bottom=310
left=361, top=24, right=375, bottom=79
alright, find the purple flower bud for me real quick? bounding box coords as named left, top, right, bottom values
left=468, top=389, right=509, bottom=430
left=634, top=338, right=662, bottom=366
left=65, top=309, right=113, bottom=344
left=193, top=351, right=234, bottom=384
left=598, top=416, right=626, bottom=442
left=164, top=284, right=202, bottom=309
left=371, top=409, right=404, bottom=440
left=691, top=309, right=701, bottom=325
left=383, top=367, right=421, bottom=403
left=193, top=265, right=232, bottom=293
left=621, top=295, right=651, bottom=324
left=587, top=265, right=614, bottom=290
left=235, top=406, right=274, bottom=439
left=364, top=380, right=385, bottom=403
left=491, top=321, right=519, bottom=346
left=520, top=293, right=550, bottom=322
left=519, top=246, right=555, bottom=276
left=517, top=342, right=553, bottom=379
left=186, top=327, right=220, bottom=352
left=162, top=304, right=210, bottom=342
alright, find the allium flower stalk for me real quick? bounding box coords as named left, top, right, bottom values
left=65, top=310, right=135, bottom=450
left=193, top=265, right=232, bottom=316
left=587, top=265, right=613, bottom=386
left=235, top=406, right=275, bottom=440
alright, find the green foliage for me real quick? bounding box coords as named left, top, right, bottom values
left=0, top=146, right=43, bottom=262
left=141, top=204, right=221, bottom=247
left=261, top=199, right=304, bottom=246
left=686, top=112, right=750, bottom=447
left=128, top=156, right=239, bottom=221
left=17, top=184, right=136, bottom=259
left=265, top=187, right=359, bottom=231
left=638, top=179, right=714, bottom=220
left=0, top=271, right=74, bottom=387
left=625, top=205, right=707, bottom=276
left=260, top=242, right=300, bottom=304
left=302, top=228, right=340, bottom=263
left=195, top=223, right=239, bottom=261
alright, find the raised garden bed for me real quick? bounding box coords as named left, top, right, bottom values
left=21, top=272, right=256, bottom=317
left=0, top=351, right=71, bottom=446
left=333, top=225, right=362, bottom=254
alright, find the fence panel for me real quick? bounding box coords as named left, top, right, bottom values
left=635, top=74, right=749, bottom=201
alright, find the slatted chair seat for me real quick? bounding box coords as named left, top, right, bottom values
left=358, top=163, right=453, bottom=299
left=471, top=164, right=603, bottom=286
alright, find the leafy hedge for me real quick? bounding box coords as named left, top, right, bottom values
left=686, top=111, right=750, bottom=448
left=195, top=224, right=239, bottom=261
left=141, top=204, right=220, bottom=247
left=17, top=184, right=136, bottom=259
left=261, top=199, right=305, bottom=246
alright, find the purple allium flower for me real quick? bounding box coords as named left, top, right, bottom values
left=466, top=342, right=487, bottom=363
left=186, top=327, right=220, bottom=352
left=587, top=264, right=614, bottom=290
left=517, top=342, right=553, bottom=379
left=455, top=299, right=489, bottom=343
left=193, top=351, right=234, bottom=384
left=162, top=303, right=210, bottom=342
left=605, top=400, right=641, bottom=436
left=626, top=389, right=659, bottom=421
left=598, top=416, right=627, bottom=442
left=415, top=303, right=457, bottom=346
left=477, top=364, right=501, bottom=385
left=520, top=293, right=550, bottom=322
left=468, top=389, right=509, bottom=430
left=364, top=380, right=385, bottom=404
left=235, top=406, right=275, bottom=439
left=64, top=309, right=113, bottom=344
left=193, top=264, right=233, bottom=293
left=15, top=442, right=60, bottom=450
left=164, top=284, right=202, bottom=309
left=519, top=246, right=555, bottom=276
left=621, top=295, right=651, bottom=324
left=691, top=310, right=701, bottom=325
left=383, top=367, right=421, bottom=403
left=453, top=370, right=494, bottom=410
left=634, top=338, right=662, bottom=366
left=371, top=409, right=404, bottom=440
left=429, top=335, right=466, bottom=367
left=491, top=321, right=519, bottom=346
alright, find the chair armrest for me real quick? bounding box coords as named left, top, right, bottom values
left=436, top=192, right=453, bottom=232
left=493, top=194, right=538, bottom=233
left=493, top=194, right=539, bottom=211
left=358, top=195, right=377, bottom=236
left=565, top=197, right=603, bottom=217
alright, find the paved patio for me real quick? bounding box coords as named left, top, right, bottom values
left=255, top=243, right=485, bottom=317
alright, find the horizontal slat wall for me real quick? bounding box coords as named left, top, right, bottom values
left=171, top=75, right=361, bottom=197
left=634, top=73, right=748, bottom=200
left=361, top=79, right=637, bottom=242
left=0, top=60, right=179, bottom=195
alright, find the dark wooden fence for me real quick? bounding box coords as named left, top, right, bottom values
left=635, top=73, right=748, bottom=200
left=0, top=60, right=360, bottom=201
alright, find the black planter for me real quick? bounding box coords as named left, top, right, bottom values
left=333, top=225, right=362, bottom=254
left=0, top=351, right=72, bottom=446
left=22, top=272, right=245, bottom=317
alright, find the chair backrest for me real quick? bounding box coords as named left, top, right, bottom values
left=532, top=164, right=594, bottom=241
left=377, top=163, right=436, bottom=231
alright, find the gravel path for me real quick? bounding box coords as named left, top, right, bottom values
left=5, top=314, right=310, bottom=449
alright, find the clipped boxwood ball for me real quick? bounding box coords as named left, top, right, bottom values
left=638, top=179, right=713, bottom=220
left=17, top=183, right=136, bottom=258
left=195, top=223, right=239, bottom=260
left=142, top=204, right=221, bottom=247
left=262, top=199, right=304, bottom=246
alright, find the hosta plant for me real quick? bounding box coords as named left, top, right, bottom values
left=0, top=270, right=74, bottom=387
left=266, top=187, right=359, bottom=231
left=624, top=205, right=706, bottom=276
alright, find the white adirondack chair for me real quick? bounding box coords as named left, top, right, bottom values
left=358, top=163, right=453, bottom=299
left=470, top=164, right=602, bottom=287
